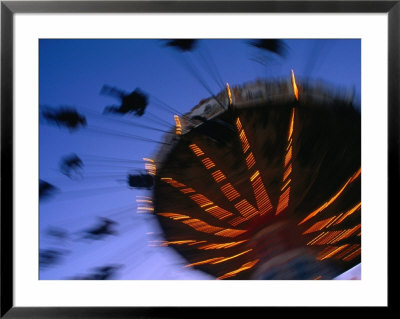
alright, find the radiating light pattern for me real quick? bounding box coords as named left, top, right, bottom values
left=235, top=116, right=273, bottom=215
left=251, top=173, right=273, bottom=215
left=217, top=259, right=259, bottom=279
left=161, top=177, right=234, bottom=220
left=298, top=168, right=361, bottom=225
left=187, top=142, right=259, bottom=219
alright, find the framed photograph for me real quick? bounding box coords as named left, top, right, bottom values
left=1, top=0, right=394, bottom=317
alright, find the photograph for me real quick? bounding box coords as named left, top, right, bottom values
left=39, top=38, right=361, bottom=281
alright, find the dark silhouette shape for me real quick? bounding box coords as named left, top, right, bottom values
left=42, top=106, right=87, bottom=131
left=70, top=264, right=123, bottom=280
left=127, top=173, right=154, bottom=190
left=46, top=227, right=68, bottom=241
left=82, top=217, right=118, bottom=240
left=39, top=249, right=69, bottom=269
left=60, top=153, right=84, bottom=179
left=248, top=39, right=287, bottom=58
left=101, top=85, right=148, bottom=116
left=39, top=179, right=59, bottom=200
left=163, top=39, right=198, bottom=52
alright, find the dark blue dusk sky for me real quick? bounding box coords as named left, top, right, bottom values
left=39, top=39, right=360, bottom=280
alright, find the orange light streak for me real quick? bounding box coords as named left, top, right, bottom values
left=174, top=115, right=182, bottom=135
left=211, top=170, right=226, bottom=183
left=324, top=213, right=343, bottom=229
left=317, top=244, right=349, bottom=260
left=190, top=194, right=213, bottom=207
left=328, top=224, right=361, bottom=244
left=189, top=144, right=205, bottom=156
left=235, top=117, right=242, bottom=131
left=149, top=240, right=197, bottom=247
left=298, top=168, right=361, bottom=225
left=180, top=187, right=196, bottom=194
left=217, top=259, right=259, bottom=280
left=280, top=179, right=291, bottom=192
left=245, top=152, right=256, bottom=169
left=202, top=157, right=216, bottom=169
left=212, top=249, right=253, bottom=264
left=291, top=69, right=299, bottom=100
left=342, top=248, right=361, bottom=261
left=226, top=83, right=233, bottom=105
left=251, top=175, right=273, bottom=215
left=333, top=202, right=361, bottom=225
left=162, top=178, right=186, bottom=188
left=275, top=186, right=290, bottom=215
left=234, top=199, right=258, bottom=219
left=307, top=232, right=327, bottom=245
left=215, top=228, right=248, bottom=238
left=204, top=205, right=233, bottom=219
left=250, top=170, right=260, bottom=182
left=284, top=146, right=292, bottom=167
left=185, top=257, right=224, bottom=267
left=136, top=199, right=153, bottom=203
left=157, top=213, right=190, bottom=220
left=334, top=244, right=360, bottom=259
left=239, top=130, right=250, bottom=153
left=283, top=164, right=292, bottom=181
left=198, top=240, right=248, bottom=250
left=220, top=183, right=240, bottom=201
left=288, top=108, right=295, bottom=140
left=302, top=216, right=337, bottom=234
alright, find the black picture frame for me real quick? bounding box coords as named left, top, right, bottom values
left=1, top=1, right=394, bottom=317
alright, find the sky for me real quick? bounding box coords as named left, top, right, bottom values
left=39, top=39, right=361, bottom=280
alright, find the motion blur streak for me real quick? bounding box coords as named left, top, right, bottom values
left=298, top=168, right=361, bottom=225
left=217, top=259, right=259, bottom=280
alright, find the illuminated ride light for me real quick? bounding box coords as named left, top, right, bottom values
left=217, top=259, right=259, bottom=279
left=298, top=168, right=361, bottom=225
left=152, top=75, right=360, bottom=280
left=174, top=115, right=182, bottom=135
left=291, top=69, right=299, bottom=101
